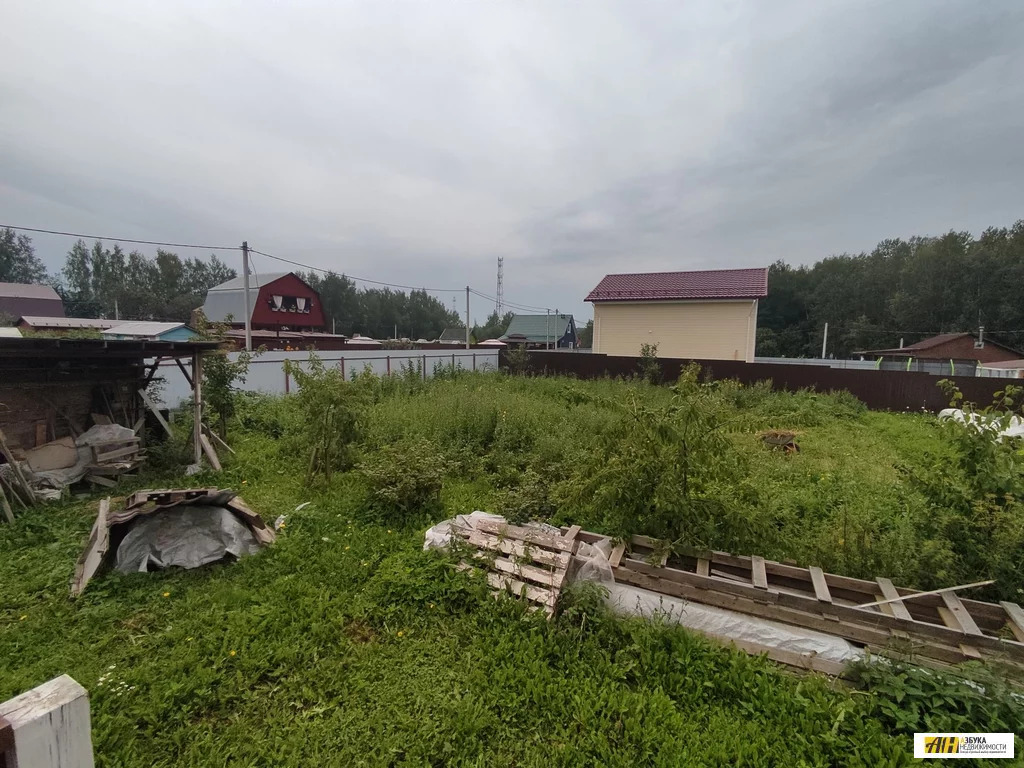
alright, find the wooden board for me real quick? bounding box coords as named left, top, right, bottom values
left=875, top=577, right=913, bottom=621
left=809, top=567, right=832, bottom=603
left=454, top=528, right=570, bottom=569
left=751, top=556, right=768, bottom=589
left=70, top=499, right=109, bottom=597
left=940, top=591, right=983, bottom=636
left=473, top=518, right=577, bottom=553
left=999, top=602, right=1024, bottom=643
left=137, top=389, right=173, bottom=438
left=0, top=674, right=94, bottom=768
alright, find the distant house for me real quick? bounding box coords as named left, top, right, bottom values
left=438, top=327, right=469, bottom=345
left=17, top=316, right=117, bottom=334
left=855, top=332, right=1021, bottom=365
left=0, top=282, right=64, bottom=319
left=201, top=272, right=325, bottom=331
left=585, top=267, right=768, bottom=361
left=499, top=314, right=577, bottom=349
left=102, top=321, right=197, bottom=342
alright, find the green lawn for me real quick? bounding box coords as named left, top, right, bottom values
left=1, top=371, right=1020, bottom=766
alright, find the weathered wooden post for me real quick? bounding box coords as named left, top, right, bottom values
left=0, top=675, right=94, bottom=767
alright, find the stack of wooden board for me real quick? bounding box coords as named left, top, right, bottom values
left=84, top=436, right=145, bottom=488
left=449, top=518, right=581, bottom=617
left=566, top=529, right=1024, bottom=675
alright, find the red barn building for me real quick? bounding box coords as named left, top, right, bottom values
left=201, top=272, right=325, bottom=332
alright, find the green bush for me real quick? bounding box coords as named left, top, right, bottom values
left=358, top=438, right=451, bottom=522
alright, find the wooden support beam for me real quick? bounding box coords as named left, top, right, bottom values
left=202, top=424, right=236, bottom=455
left=142, top=357, right=163, bottom=387
left=1000, top=602, right=1024, bottom=643
left=192, top=351, right=203, bottom=466
left=809, top=566, right=832, bottom=603
left=137, top=389, right=173, bottom=438
left=696, top=558, right=710, bottom=577
left=751, top=555, right=768, bottom=589
left=199, top=434, right=222, bottom=472
left=875, top=577, right=913, bottom=620
left=174, top=357, right=194, bottom=389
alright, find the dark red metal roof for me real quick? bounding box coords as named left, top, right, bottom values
left=586, top=267, right=769, bottom=302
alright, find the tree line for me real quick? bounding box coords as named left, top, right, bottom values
left=0, top=229, right=236, bottom=322
left=302, top=271, right=461, bottom=340
left=757, top=219, right=1024, bottom=358
left=0, top=230, right=462, bottom=337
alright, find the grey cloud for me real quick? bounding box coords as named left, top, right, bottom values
left=2, top=0, right=1023, bottom=322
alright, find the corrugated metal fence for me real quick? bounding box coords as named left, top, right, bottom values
left=512, top=351, right=1014, bottom=412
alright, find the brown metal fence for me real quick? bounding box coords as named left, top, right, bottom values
left=506, top=351, right=1012, bottom=412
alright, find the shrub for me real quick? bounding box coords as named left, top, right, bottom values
left=638, top=342, right=661, bottom=384
left=358, top=438, right=451, bottom=522
left=283, top=352, right=364, bottom=482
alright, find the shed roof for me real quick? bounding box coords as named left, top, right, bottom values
left=19, top=316, right=117, bottom=329
left=499, top=314, right=574, bottom=343
left=586, top=267, right=769, bottom=302
left=102, top=321, right=189, bottom=338
left=201, top=272, right=292, bottom=323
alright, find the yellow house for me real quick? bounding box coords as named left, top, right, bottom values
left=586, top=267, right=768, bottom=361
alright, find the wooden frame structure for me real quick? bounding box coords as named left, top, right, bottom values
left=574, top=530, right=1024, bottom=674
left=448, top=517, right=1024, bottom=674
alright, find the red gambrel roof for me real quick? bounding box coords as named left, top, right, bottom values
left=586, top=267, right=769, bottom=302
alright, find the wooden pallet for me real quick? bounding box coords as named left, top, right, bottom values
left=567, top=529, right=1024, bottom=674
left=451, top=519, right=580, bottom=617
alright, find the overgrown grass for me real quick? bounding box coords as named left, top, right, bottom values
left=2, top=371, right=1022, bottom=766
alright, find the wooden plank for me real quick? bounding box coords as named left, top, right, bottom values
left=93, top=446, right=140, bottom=463
left=809, top=567, right=832, bottom=603
left=0, top=674, right=94, bottom=768
left=1000, top=602, right=1024, bottom=643
left=696, top=558, right=710, bottom=577
left=473, top=518, right=577, bottom=552
left=751, top=555, right=768, bottom=589
left=940, top=591, right=983, bottom=635
left=71, top=498, right=109, bottom=597
left=90, top=413, right=112, bottom=426
left=609, top=542, right=626, bottom=568
left=199, top=434, right=222, bottom=472
left=486, top=571, right=557, bottom=607
left=875, top=577, right=912, bottom=620
left=0, top=482, right=14, bottom=525
left=34, top=422, right=47, bottom=447
left=855, top=580, right=995, bottom=609
left=202, top=424, right=236, bottom=455
left=137, top=389, right=173, bottom=438
left=131, top=417, right=145, bottom=435
left=454, top=528, right=570, bottom=568
left=85, top=476, right=116, bottom=488
left=563, top=525, right=581, bottom=541
left=0, top=429, right=34, bottom=505
left=174, top=357, right=195, bottom=388
left=484, top=554, right=565, bottom=589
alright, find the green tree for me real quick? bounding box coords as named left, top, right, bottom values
left=0, top=228, right=47, bottom=284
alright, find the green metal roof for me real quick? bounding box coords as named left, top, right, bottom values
left=499, top=314, right=574, bottom=342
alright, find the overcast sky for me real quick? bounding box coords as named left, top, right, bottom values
left=3, top=1, right=1023, bottom=323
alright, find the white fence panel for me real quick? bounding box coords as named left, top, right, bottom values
left=153, top=349, right=499, bottom=408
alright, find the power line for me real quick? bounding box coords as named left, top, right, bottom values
left=0, top=224, right=241, bottom=251
left=470, top=288, right=554, bottom=314
left=248, top=247, right=463, bottom=293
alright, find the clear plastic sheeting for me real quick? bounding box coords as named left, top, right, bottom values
left=115, top=505, right=263, bottom=573
left=605, top=583, right=864, bottom=665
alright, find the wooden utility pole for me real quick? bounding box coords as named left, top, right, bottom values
left=241, top=241, right=252, bottom=351
left=465, top=287, right=470, bottom=350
